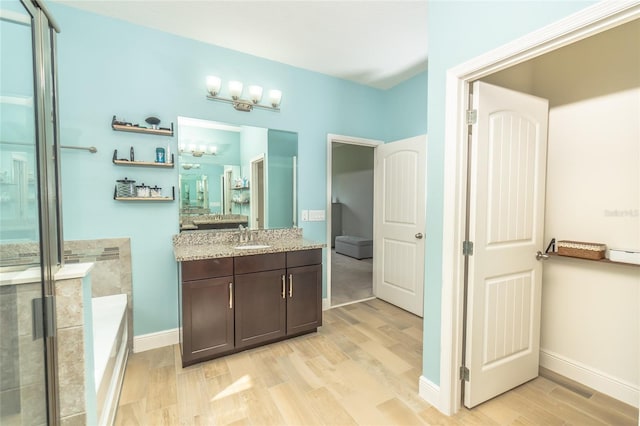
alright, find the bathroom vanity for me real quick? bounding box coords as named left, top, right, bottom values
left=173, top=229, right=324, bottom=367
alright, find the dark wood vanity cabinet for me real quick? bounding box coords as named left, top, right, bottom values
left=234, top=253, right=287, bottom=349
left=180, top=258, right=234, bottom=366
left=179, top=249, right=322, bottom=367
left=286, top=250, right=323, bottom=335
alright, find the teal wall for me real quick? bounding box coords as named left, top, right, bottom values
left=384, top=71, right=428, bottom=141
left=422, top=0, right=597, bottom=384
left=50, top=3, right=395, bottom=336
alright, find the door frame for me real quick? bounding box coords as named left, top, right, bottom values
left=433, top=1, right=640, bottom=416
left=250, top=154, right=265, bottom=228
left=325, top=134, right=382, bottom=310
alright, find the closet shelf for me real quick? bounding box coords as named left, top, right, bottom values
left=547, top=252, right=639, bottom=268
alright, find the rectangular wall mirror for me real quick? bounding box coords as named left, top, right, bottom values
left=177, top=117, right=298, bottom=231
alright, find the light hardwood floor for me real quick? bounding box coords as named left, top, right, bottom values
left=115, top=299, right=638, bottom=425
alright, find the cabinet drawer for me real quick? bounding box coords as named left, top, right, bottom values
left=287, top=249, right=322, bottom=268
left=182, top=257, right=233, bottom=281
left=234, top=253, right=286, bottom=275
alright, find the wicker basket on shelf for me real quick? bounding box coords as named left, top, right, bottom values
left=557, top=240, right=606, bottom=260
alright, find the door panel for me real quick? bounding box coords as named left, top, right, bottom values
left=287, top=264, right=322, bottom=335
left=374, top=135, right=426, bottom=317
left=1, top=1, right=59, bottom=423
left=234, top=269, right=286, bottom=348
left=464, top=81, right=549, bottom=408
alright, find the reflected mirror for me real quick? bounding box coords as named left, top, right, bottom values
left=177, top=117, right=298, bottom=231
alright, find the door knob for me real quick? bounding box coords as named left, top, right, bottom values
left=415, top=233, right=424, bottom=239
left=536, top=251, right=549, bottom=261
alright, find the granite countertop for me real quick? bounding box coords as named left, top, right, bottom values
left=172, top=228, right=325, bottom=262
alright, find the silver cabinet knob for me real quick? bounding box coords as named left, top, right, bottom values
left=415, top=233, right=424, bottom=239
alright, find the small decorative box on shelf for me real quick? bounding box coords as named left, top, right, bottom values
left=557, top=240, right=606, bottom=260
left=111, top=115, right=174, bottom=137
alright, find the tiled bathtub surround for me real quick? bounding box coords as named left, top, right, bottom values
left=64, top=239, right=133, bottom=351
left=0, top=238, right=132, bottom=425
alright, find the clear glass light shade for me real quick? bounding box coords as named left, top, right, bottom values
left=268, top=89, right=282, bottom=107
left=199, top=145, right=206, bottom=153
left=248, top=85, right=263, bottom=104
left=209, top=146, right=218, bottom=154
left=206, top=76, right=221, bottom=96
left=188, top=144, right=196, bottom=152
left=228, top=81, right=243, bottom=99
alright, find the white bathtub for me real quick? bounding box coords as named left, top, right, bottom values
left=92, top=294, right=128, bottom=426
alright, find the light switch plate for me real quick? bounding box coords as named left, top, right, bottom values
left=301, top=210, right=309, bottom=221
left=309, top=209, right=326, bottom=221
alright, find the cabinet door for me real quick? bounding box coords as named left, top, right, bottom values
left=182, top=276, right=234, bottom=366
left=287, top=264, right=322, bottom=336
left=235, top=269, right=286, bottom=348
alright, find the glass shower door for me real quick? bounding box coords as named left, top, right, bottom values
left=1, top=0, right=60, bottom=424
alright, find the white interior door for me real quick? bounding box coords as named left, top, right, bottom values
left=374, top=135, right=426, bottom=317
left=464, top=81, right=549, bottom=408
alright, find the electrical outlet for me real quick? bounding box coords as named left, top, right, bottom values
left=301, top=210, right=309, bottom=221
left=309, top=209, right=325, bottom=221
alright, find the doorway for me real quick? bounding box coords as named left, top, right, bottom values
left=330, top=142, right=376, bottom=306
left=326, top=135, right=381, bottom=308
left=436, top=3, right=640, bottom=416
left=250, top=155, right=265, bottom=229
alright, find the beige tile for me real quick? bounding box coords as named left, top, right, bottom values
left=55, top=278, right=84, bottom=329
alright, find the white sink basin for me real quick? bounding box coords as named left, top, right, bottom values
left=234, top=244, right=270, bottom=250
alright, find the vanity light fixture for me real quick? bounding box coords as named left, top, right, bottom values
left=206, top=75, right=282, bottom=112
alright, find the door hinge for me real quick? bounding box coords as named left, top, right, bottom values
left=32, top=295, right=56, bottom=340
left=463, top=240, right=474, bottom=256
left=460, top=366, right=470, bottom=381
left=466, top=109, right=477, bottom=125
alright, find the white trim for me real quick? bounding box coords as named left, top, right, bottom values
left=418, top=375, right=442, bottom=412
left=325, top=133, right=382, bottom=307
left=250, top=153, right=266, bottom=229
left=133, top=328, right=179, bottom=353
left=439, top=1, right=640, bottom=416
left=540, top=349, right=639, bottom=408
left=322, top=297, right=331, bottom=311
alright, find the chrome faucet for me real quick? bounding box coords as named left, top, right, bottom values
left=238, top=225, right=247, bottom=243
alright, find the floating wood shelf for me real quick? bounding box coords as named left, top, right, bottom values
left=113, top=186, right=175, bottom=201
left=114, top=196, right=174, bottom=201
left=548, top=252, right=639, bottom=268
left=112, top=150, right=174, bottom=168
left=112, top=116, right=174, bottom=136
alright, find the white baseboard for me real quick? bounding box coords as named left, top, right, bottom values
left=419, top=375, right=444, bottom=412
left=133, top=328, right=179, bottom=353
left=322, top=297, right=331, bottom=311
left=540, top=349, right=639, bottom=408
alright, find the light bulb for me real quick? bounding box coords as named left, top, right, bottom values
left=268, top=89, right=282, bottom=108
left=206, top=76, right=221, bottom=96
left=248, top=85, right=263, bottom=104
left=228, top=81, right=243, bottom=100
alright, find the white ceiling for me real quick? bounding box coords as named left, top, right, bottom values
left=52, top=0, right=428, bottom=90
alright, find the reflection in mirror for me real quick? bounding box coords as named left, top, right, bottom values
left=177, top=117, right=298, bottom=231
